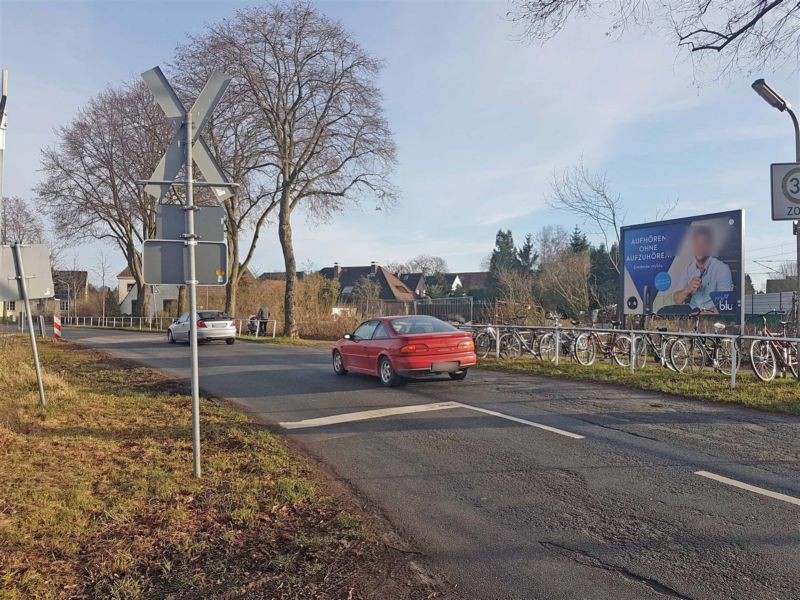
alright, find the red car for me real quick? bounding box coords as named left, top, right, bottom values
left=332, top=315, right=477, bottom=386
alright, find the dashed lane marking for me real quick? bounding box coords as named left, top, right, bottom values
left=695, top=470, right=800, bottom=507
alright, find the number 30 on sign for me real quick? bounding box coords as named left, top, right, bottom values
left=771, top=163, right=800, bottom=220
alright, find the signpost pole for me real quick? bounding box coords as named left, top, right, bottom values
left=12, top=243, right=46, bottom=407
left=185, top=110, right=202, bottom=479
left=793, top=117, right=800, bottom=378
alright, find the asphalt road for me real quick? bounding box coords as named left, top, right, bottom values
left=64, top=328, right=800, bottom=600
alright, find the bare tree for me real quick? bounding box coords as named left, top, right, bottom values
left=92, top=250, right=112, bottom=320
left=37, top=81, right=172, bottom=317
left=537, top=249, right=592, bottom=317
left=2, top=196, right=44, bottom=244
left=192, top=3, right=397, bottom=336
left=548, top=163, right=624, bottom=273
left=508, top=0, right=800, bottom=75
left=352, top=275, right=381, bottom=317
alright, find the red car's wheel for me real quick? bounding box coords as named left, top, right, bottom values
left=379, top=356, right=402, bottom=387
left=332, top=350, right=348, bottom=375
left=449, top=369, right=468, bottom=380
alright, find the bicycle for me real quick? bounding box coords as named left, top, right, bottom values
left=750, top=314, right=797, bottom=382
left=498, top=327, right=542, bottom=359
left=538, top=314, right=580, bottom=363
left=635, top=327, right=684, bottom=371
left=572, top=320, right=633, bottom=367
left=674, top=317, right=740, bottom=375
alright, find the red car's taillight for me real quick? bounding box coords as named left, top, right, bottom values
left=197, top=319, right=207, bottom=328
left=230, top=319, right=237, bottom=327
left=458, top=340, right=474, bottom=351
left=400, top=343, right=429, bottom=354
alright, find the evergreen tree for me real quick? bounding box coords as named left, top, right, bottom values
left=487, top=230, right=522, bottom=295
left=569, top=225, right=589, bottom=253
left=517, top=233, right=538, bottom=273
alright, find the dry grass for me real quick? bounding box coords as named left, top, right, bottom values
left=479, top=356, right=800, bottom=415
left=0, top=335, right=447, bottom=599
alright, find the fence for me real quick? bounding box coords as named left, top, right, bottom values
left=61, top=315, right=278, bottom=339
left=464, top=322, right=800, bottom=390
left=336, top=296, right=474, bottom=322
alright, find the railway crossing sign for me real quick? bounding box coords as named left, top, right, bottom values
left=771, top=163, right=800, bottom=220
left=141, top=67, right=233, bottom=202
left=139, top=65, right=237, bottom=479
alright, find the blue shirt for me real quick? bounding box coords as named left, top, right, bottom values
left=675, top=256, right=733, bottom=311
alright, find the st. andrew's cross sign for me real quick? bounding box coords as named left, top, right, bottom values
left=141, top=67, right=233, bottom=202
left=139, top=66, right=236, bottom=479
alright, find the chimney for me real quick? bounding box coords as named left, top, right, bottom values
left=371, top=261, right=378, bottom=274
left=333, top=262, right=342, bottom=278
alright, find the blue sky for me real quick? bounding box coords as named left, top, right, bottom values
left=1, top=0, right=798, bottom=290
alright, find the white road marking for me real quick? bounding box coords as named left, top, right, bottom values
left=280, top=400, right=584, bottom=439
left=454, top=402, right=585, bottom=439
left=695, top=470, right=800, bottom=507
left=280, top=401, right=462, bottom=429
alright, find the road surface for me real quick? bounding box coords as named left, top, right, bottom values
left=65, top=328, right=800, bottom=600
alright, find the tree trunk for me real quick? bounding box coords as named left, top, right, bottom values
left=134, top=282, right=151, bottom=317
left=225, top=238, right=240, bottom=316
left=278, top=197, right=298, bottom=337
left=176, top=285, right=187, bottom=316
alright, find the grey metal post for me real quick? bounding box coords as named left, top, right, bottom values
left=630, top=333, right=636, bottom=373
left=792, top=108, right=800, bottom=378
left=554, top=327, right=560, bottom=366
left=12, top=243, right=46, bottom=406
left=495, top=326, right=500, bottom=359
left=730, top=337, right=737, bottom=389
left=0, top=70, right=7, bottom=244
left=185, top=110, right=202, bottom=479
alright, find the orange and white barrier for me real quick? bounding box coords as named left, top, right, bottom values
left=53, top=314, right=62, bottom=340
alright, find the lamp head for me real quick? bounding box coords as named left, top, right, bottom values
left=752, top=78, right=791, bottom=112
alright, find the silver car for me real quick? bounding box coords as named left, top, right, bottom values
left=167, top=311, right=236, bottom=345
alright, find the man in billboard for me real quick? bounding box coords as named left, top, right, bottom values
left=671, top=226, right=733, bottom=313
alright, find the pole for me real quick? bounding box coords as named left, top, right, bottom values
left=12, top=243, right=46, bottom=406
left=0, top=69, right=7, bottom=245
left=790, top=108, right=800, bottom=379
left=185, top=110, right=202, bottom=478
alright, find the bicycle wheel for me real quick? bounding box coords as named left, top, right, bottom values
left=749, top=340, right=777, bottom=382
left=474, top=332, right=494, bottom=359
left=611, top=335, right=632, bottom=367
left=499, top=332, right=522, bottom=359
left=668, top=338, right=690, bottom=373
left=717, top=338, right=742, bottom=375
left=573, top=332, right=596, bottom=366
left=612, top=335, right=645, bottom=368
left=539, top=333, right=557, bottom=362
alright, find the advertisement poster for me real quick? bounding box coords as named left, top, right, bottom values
left=621, top=210, right=744, bottom=322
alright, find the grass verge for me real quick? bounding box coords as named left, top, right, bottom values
left=0, top=335, right=448, bottom=599
left=479, top=357, right=800, bottom=415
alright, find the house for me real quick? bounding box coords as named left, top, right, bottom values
left=398, top=273, right=427, bottom=297
left=424, top=273, right=463, bottom=295
left=452, top=271, right=489, bottom=293
left=319, top=262, right=415, bottom=302
left=53, top=270, right=89, bottom=314
left=117, top=267, right=181, bottom=316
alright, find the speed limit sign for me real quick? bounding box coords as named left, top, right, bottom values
left=771, top=163, right=800, bottom=220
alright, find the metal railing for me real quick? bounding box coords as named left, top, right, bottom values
left=62, top=315, right=278, bottom=339
left=463, top=322, right=800, bottom=390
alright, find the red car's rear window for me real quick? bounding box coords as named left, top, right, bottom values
left=389, top=317, right=458, bottom=335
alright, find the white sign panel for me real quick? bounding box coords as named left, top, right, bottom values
left=771, top=163, right=800, bottom=220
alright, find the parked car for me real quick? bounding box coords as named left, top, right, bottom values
left=332, top=315, right=477, bottom=386
left=167, top=311, right=236, bottom=345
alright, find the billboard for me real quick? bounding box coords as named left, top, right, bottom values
left=621, top=210, right=744, bottom=322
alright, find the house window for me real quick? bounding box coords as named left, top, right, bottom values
left=59, top=300, right=69, bottom=312
left=6, top=301, right=15, bottom=311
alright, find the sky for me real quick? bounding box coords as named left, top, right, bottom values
left=1, top=0, right=799, bottom=290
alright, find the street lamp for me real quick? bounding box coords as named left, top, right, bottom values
left=752, top=78, right=800, bottom=369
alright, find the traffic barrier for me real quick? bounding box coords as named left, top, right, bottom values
left=53, top=314, right=62, bottom=340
